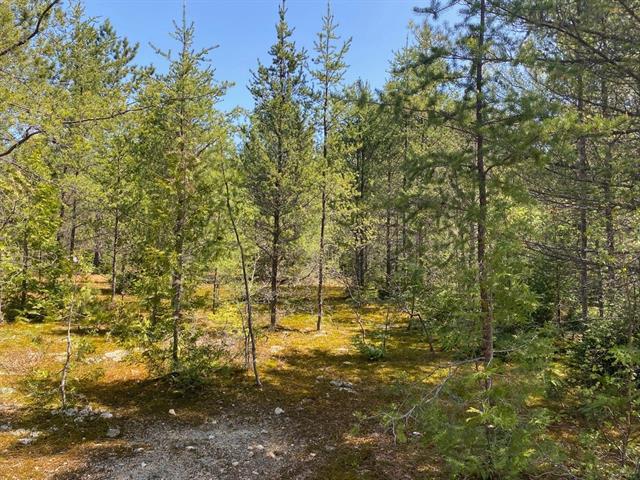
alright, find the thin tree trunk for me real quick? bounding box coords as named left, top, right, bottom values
left=476, top=0, right=493, bottom=388
left=110, top=211, right=119, bottom=302
left=69, top=187, right=77, bottom=255
left=270, top=210, right=280, bottom=328
left=577, top=76, right=589, bottom=325
left=385, top=166, right=393, bottom=294
left=20, top=230, right=28, bottom=310
left=60, top=280, right=75, bottom=409
left=317, top=77, right=329, bottom=331
left=222, top=164, right=260, bottom=386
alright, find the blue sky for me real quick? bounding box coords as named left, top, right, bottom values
left=83, top=0, right=428, bottom=111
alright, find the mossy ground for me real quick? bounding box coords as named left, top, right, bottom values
left=0, top=277, right=444, bottom=479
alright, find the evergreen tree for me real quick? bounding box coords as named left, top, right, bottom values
left=311, top=1, right=351, bottom=331
left=243, top=0, right=314, bottom=328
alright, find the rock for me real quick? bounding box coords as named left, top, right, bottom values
left=100, top=412, right=113, bottom=419
left=78, top=406, right=94, bottom=417
left=17, top=437, right=32, bottom=446
left=274, top=407, right=284, bottom=415
left=329, top=379, right=354, bottom=389
left=63, top=407, right=78, bottom=417
left=255, top=444, right=264, bottom=450
left=106, top=427, right=120, bottom=438
left=141, top=462, right=147, bottom=468
left=168, top=409, right=176, bottom=416
left=103, top=350, right=128, bottom=362
left=185, top=445, right=196, bottom=451
left=135, top=447, right=144, bottom=453
left=325, top=445, right=336, bottom=451
left=260, top=429, right=268, bottom=434
left=412, top=431, right=422, bottom=436
left=231, top=461, right=239, bottom=467
left=0, top=424, right=10, bottom=431
left=0, top=387, right=15, bottom=395
left=266, top=451, right=277, bottom=459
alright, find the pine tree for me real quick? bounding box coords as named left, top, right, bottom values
left=311, top=1, right=351, bottom=331
left=243, top=0, right=313, bottom=328
left=133, top=8, right=228, bottom=368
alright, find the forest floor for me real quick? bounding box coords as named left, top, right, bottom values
left=0, top=279, right=445, bottom=480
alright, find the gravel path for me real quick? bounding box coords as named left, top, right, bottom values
left=84, top=415, right=305, bottom=480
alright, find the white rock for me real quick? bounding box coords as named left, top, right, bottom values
left=186, top=445, right=196, bottom=451
left=255, top=444, right=264, bottom=450
left=330, top=379, right=354, bottom=389
left=100, top=412, right=113, bottom=419
left=103, top=350, right=128, bottom=362
left=106, top=427, right=120, bottom=438
left=17, top=438, right=32, bottom=446
left=274, top=407, right=284, bottom=415
left=232, top=461, right=239, bottom=467
left=168, top=409, right=176, bottom=416
left=0, top=387, right=16, bottom=395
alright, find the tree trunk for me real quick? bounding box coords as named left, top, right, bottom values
left=223, top=165, right=260, bottom=386
left=476, top=0, right=493, bottom=386
left=317, top=186, right=326, bottom=330
left=270, top=210, right=280, bottom=328
left=577, top=76, right=589, bottom=325
left=110, top=211, right=119, bottom=302
left=317, top=81, right=329, bottom=331
left=20, top=230, right=28, bottom=310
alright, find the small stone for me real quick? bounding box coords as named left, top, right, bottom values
left=0, top=387, right=16, bottom=395
left=248, top=451, right=255, bottom=457
left=141, top=462, right=147, bottom=468
left=17, top=438, right=32, bottom=446
left=412, top=431, right=421, bottom=436
left=135, top=447, right=144, bottom=453
left=186, top=445, right=196, bottom=451
left=0, top=424, right=10, bottom=431
left=266, top=451, right=277, bottom=459
left=208, top=434, right=215, bottom=440
left=232, top=461, right=239, bottom=467
left=168, top=409, right=176, bottom=416
left=79, top=406, right=93, bottom=417
left=260, top=429, right=268, bottom=434
left=100, top=412, right=113, bottom=419
left=330, top=379, right=354, bottom=389
left=106, top=427, right=120, bottom=438
left=252, top=471, right=259, bottom=475
left=255, top=444, right=264, bottom=450
left=274, top=407, right=284, bottom=415
left=325, top=445, right=336, bottom=451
